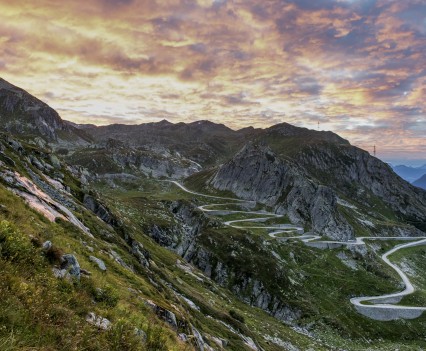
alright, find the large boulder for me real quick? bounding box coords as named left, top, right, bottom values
left=53, top=254, right=81, bottom=280
left=89, top=255, right=107, bottom=272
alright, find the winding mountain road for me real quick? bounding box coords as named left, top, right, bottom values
left=170, top=181, right=426, bottom=321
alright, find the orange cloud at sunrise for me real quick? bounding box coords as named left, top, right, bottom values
left=0, top=0, right=425, bottom=161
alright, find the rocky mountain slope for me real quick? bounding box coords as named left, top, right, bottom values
left=0, top=78, right=91, bottom=147
left=1, top=132, right=301, bottom=351
left=66, top=138, right=201, bottom=179
left=208, top=142, right=354, bottom=240
left=188, top=125, right=426, bottom=240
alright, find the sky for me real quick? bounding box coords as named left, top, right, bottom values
left=0, top=0, right=425, bottom=162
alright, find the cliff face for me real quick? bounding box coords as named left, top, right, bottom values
left=209, top=143, right=354, bottom=240
left=207, top=141, right=426, bottom=240
left=296, top=143, right=426, bottom=230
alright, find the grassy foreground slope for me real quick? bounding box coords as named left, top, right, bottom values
left=0, top=134, right=324, bottom=350
left=0, top=185, right=188, bottom=351
left=0, top=131, right=425, bottom=350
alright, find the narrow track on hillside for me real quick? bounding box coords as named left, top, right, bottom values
left=170, top=181, right=426, bottom=321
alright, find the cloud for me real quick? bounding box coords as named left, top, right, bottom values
left=0, top=0, right=424, bottom=159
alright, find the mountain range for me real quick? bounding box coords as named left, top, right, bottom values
left=392, top=163, right=426, bottom=183
left=413, top=174, right=426, bottom=190
left=1, top=77, right=426, bottom=351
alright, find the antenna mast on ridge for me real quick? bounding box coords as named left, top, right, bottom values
left=373, top=145, right=376, bottom=157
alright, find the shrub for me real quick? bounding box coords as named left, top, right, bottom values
left=0, top=220, right=35, bottom=263
left=44, top=245, right=64, bottom=264
left=94, top=285, right=119, bottom=307
left=145, top=322, right=168, bottom=351
left=106, top=319, right=144, bottom=351
left=229, top=309, right=245, bottom=324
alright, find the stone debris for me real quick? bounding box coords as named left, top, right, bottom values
left=134, top=328, right=147, bottom=342
left=264, top=335, right=300, bottom=351
left=61, top=254, right=81, bottom=280
left=86, top=312, right=111, bottom=330
left=178, top=333, right=188, bottom=342
left=53, top=254, right=81, bottom=280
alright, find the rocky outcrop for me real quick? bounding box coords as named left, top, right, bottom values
left=83, top=192, right=151, bottom=268
left=296, top=143, right=426, bottom=230
left=83, top=194, right=117, bottom=226
left=53, top=254, right=81, bottom=280
left=147, top=200, right=301, bottom=324
left=209, top=143, right=354, bottom=240
left=0, top=169, right=92, bottom=236
left=148, top=200, right=216, bottom=256
left=68, top=140, right=201, bottom=179
left=108, top=143, right=201, bottom=179
left=144, top=299, right=178, bottom=330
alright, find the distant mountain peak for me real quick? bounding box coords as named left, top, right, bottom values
left=266, top=122, right=349, bottom=144
left=157, top=119, right=172, bottom=125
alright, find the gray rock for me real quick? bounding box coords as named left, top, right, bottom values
left=144, top=299, right=178, bottom=330
left=211, top=336, right=228, bottom=348
left=52, top=267, right=68, bottom=279
left=83, top=194, right=117, bottom=226
left=149, top=200, right=301, bottom=324
left=131, top=240, right=150, bottom=267
left=29, top=156, right=45, bottom=171
left=86, top=312, right=111, bottom=330
left=60, top=254, right=81, bottom=280
left=89, top=256, right=107, bottom=271
left=110, top=250, right=133, bottom=272
left=42, top=240, right=52, bottom=251
left=296, top=142, right=426, bottom=224
left=191, top=326, right=205, bottom=351
left=6, top=137, right=23, bottom=152
left=178, top=333, right=188, bottom=342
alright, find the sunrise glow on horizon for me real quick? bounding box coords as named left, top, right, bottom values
left=0, top=0, right=425, bottom=160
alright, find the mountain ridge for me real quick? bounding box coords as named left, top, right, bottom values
left=0, top=78, right=92, bottom=148
left=2, top=76, right=425, bottom=238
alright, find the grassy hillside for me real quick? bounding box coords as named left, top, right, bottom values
left=93, top=177, right=426, bottom=351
